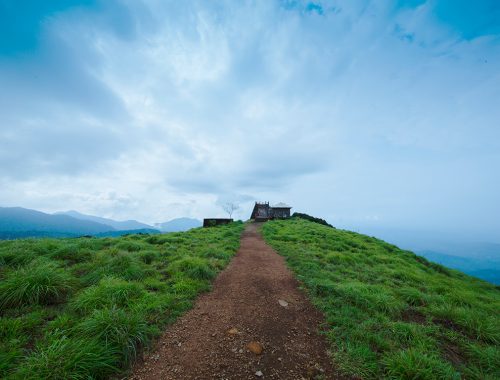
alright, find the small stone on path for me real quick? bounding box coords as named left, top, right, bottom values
left=247, top=341, right=263, bottom=355
left=278, top=299, right=288, bottom=307
left=255, top=370, right=263, bottom=377
left=227, top=327, right=239, bottom=335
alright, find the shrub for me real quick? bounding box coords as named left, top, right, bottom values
left=292, top=212, right=333, bottom=227
left=0, top=259, right=75, bottom=309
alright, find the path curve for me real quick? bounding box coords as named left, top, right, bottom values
left=130, top=223, right=339, bottom=379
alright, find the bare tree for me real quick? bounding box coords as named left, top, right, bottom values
left=222, top=202, right=239, bottom=218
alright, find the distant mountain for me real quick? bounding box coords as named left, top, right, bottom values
left=154, top=218, right=202, bottom=232
left=1, top=207, right=202, bottom=239
left=55, top=210, right=154, bottom=231
left=0, top=207, right=114, bottom=239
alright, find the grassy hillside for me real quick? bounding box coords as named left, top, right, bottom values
left=0, top=222, right=244, bottom=379
left=262, top=218, right=499, bottom=379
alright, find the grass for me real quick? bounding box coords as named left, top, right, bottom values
left=262, top=218, right=500, bottom=379
left=0, top=221, right=244, bottom=379
left=0, top=258, right=75, bottom=308
left=76, top=307, right=150, bottom=363
left=16, top=334, right=119, bottom=380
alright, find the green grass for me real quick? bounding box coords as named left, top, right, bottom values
left=76, top=307, right=150, bottom=363
left=0, top=221, right=244, bottom=379
left=0, top=258, right=75, bottom=308
left=262, top=218, right=500, bottom=379
left=16, top=334, right=119, bottom=380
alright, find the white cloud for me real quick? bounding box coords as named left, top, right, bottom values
left=0, top=0, right=499, bottom=238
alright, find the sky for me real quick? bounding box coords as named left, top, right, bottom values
left=0, top=0, right=499, bottom=242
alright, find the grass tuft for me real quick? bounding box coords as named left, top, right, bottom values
left=16, top=334, right=119, bottom=380
left=383, top=348, right=459, bottom=379
left=71, top=277, right=145, bottom=313
left=77, top=250, right=148, bottom=285
left=0, top=258, right=75, bottom=309
left=76, top=307, right=150, bottom=363
left=170, top=256, right=216, bottom=280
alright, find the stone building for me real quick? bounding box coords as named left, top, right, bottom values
left=250, top=202, right=292, bottom=222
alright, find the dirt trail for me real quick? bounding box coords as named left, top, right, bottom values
left=130, top=223, right=339, bottom=379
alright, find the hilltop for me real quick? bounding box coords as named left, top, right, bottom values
left=0, top=217, right=498, bottom=379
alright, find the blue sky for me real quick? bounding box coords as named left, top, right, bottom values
left=0, top=0, right=499, bottom=242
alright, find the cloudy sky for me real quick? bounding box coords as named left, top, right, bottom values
left=0, top=0, right=499, bottom=241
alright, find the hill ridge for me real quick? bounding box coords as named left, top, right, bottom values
left=262, top=218, right=499, bottom=379
left=0, top=207, right=115, bottom=238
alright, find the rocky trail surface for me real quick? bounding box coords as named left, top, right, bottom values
left=130, top=223, right=340, bottom=379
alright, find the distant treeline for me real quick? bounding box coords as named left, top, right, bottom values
left=94, top=228, right=161, bottom=237
left=0, top=231, right=81, bottom=239
left=0, top=228, right=161, bottom=240
left=292, top=212, right=333, bottom=228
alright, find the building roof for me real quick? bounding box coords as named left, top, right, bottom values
left=272, top=202, right=291, bottom=208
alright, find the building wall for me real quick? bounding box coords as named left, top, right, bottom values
left=254, top=204, right=270, bottom=218
left=251, top=202, right=291, bottom=220
left=270, top=208, right=291, bottom=219
left=257, top=206, right=270, bottom=218
left=203, top=218, right=233, bottom=227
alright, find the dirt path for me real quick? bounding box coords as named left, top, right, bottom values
left=130, top=223, right=339, bottom=379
